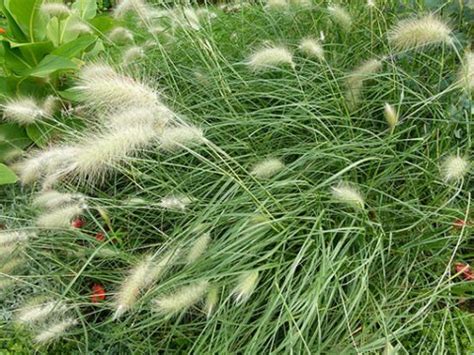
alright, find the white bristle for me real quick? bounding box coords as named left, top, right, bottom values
left=33, top=190, right=84, bottom=210
left=327, top=5, right=352, bottom=31
left=205, top=286, right=219, bottom=318
left=440, top=155, right=469, bottom=182
left=153, top=281, right=209, bottom=315
left=232, top=270, right=259, bottom=303
left=331, top=183, right=365, bottom=210
left=36, top=204, right=84, bottom=229
left=299, top=38, right=324, bottom=60
left=159, top=195, right=193, bottom=211
left=2, top=98, right=46, bottom=125
left=0, top=231, right=31, bottom=247
left=34, top=318, right=77, bottom=344
left=247, top=46, right=294, bottom=71
left=458, top=51, right=474, bottom=93
left=346, top=59, right=382, bottom=107
left=384, top=103, right=399, bottom=131
left=40, top=3, right=71, bottom=18
left=388, top=14, right=452, bottom=51
left=186, top=233, right=211, bottom=264
left=159, top=126, right=205, bottom=151
left=122, top=46, right=145, bottom=66
left=251, top=158, right=285, bottom=179
left=16, top=301, right=68, bottom=325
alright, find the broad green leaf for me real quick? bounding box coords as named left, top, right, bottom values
left=83, top=38, right=104, bottom=58
left=0, top=1, right=27, bottom=41
left=2, top=41, right=31, bottom=74
left=27, top=54, right=77, bottom=78
left=0, top=123, right=31, bottom=149
left=72, top=0, right=97, bottom=21
left=4, top=0, right=46, bottom=42
left=46, top=17, right=61, bottom=47
left=89, top=15, right=115, bottom=33
left=52, top=34, right=97, bottom=58
left=9, top=41, right=54, bottom=65
left=0, top=163, right=18, bottom=185
left=60, top=15, right=81, bottom=44
left=58, top=88, right=81, bottom=102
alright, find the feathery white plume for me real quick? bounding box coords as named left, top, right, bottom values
left=109, top=27, right=134, bottom=44
left=180, top=8, right=202, bottom=30
left=113, top=0, right=152, bottom=23
left=266, top=0, right=288, bottom=10
left=153, top=281, right=209, bottom=315
left=69, top=22, right=92, bottom=34
left=159, top=195, right=193, bottom=211
left=113, top=251, right=178, bottom=319
left=43, top=96, right=59, bottom=116
left=0, top=231, right=30, bottom=247
left=34, top=318, right=77, bottom=344
left=251, top=158, right=285, bottom=179
left=440, top=155, right=469, bottom=182
left=346, top=59, right=382, bottom=107
left=106, top=107, right=171, bottom=130
left=14, top=146, right=78, bottom=185
left=331, top=183, right=365, bottom=210
left=247, top=46, right=294, bottom=71
left=40, top=3, right=71, bottom=18
left=327, top=5, right=352, bottom=31
left=384, top=103, right=398, bottom=132
left=75, top=64, right=160, bottom=110
left=458, top=51, right=474, bottom=93
left=0, top=257, right=23, bottom=273
left=367, top=0, right=376, bottom=7
left=2, top=98, right=46, bottom=125
left=159, top=125, right=205, bottom=151
left=68, top=125, right=160, bottom=182
left=299, top=38, right=324, bottom=60
left=205, top=286, right=219, bottom=318
left=186, top=233, right=211, bottom=264
left=16, top=301, right=68, bottom=325
left=122, top=46, right=145, bottom=66
left=232, top=270, right=259, bottom=303
left=33, top=190, right=85, bottom=210
left=36, top=204, right=84, bottom=229
left=388, top=14, right=452, bottom=51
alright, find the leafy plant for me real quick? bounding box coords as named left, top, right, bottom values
left=0, top=0, right=113, bottom=185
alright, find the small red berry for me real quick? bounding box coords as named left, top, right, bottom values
left=95, top=232, right=105, bottom=242
left=454, top=262, right=474, bottom=281
left=453, top=219, right=467, bottom=230
left=71, top=218, right=85, bottom=228
left=0, top=28, right=6, bottom=35
left=91, top=283, right=106, bottom=303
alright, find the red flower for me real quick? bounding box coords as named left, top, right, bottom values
left=95, top=232, right=105, bottom=242
left=71, top=218, right=85, bottom=229
left=91, top=283, right=106, bottom=303
left=0, top=28, right=6, bottom=35
left=454, top=262, right=474, bottom=281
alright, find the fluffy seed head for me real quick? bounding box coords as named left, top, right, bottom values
left=205, top=286, right=219, bottom=318
left=40, top=3, right=71, bottom=18
left=186, top=233, right=211, bottom=264
left=266, top=0, right=288, bottom=10
left=16, top=301, right=68, bottom=325
left=34, top=318, right=77, bottom=344
left=123, top=46, right=144, bottom=66
left=113, top=0, right=151, bottom=22
left=327, top=5, right=352, bottom=31
left=251, top=158, right=285, bottom=179
left=109, top=27, right=134, bottom=44
left=159, top=126, right=205, bottom=151
left=76, top=64, right=160, bottom=111
left=458, top=51, right=474, bottom=93
left=388, top=15, right=452, bottom=51
left=0, top=231, right=31, bottom=248
left=15, top=146, right=79, bottom=185
left=68, top=125, right=160, bottom=182
left=0, top=257, right=24, bottom=274
left=384, top=103, right=398, bottom=131
left=247, top=46, right=294, bottom=71
left=2, top=98, right=46, bottom=125
left=36, top=204, right=84, bottom=229
left=43, top=96, right=59, bottom=116
left=233, top=270, right=259, bottom=303
left=106, top=107, right=170, bottom=130
left=331, top=183, right=365, bottom=210
left=113, top=251, right=178, bottom=319
left=33, top=190, right=85, bottom=210
left=367, top=0, right=376, bottom=7
left=159, top=195, right=193, bottom=211
left=153, top=281, right=209, bottom=315
left=69, top=22, right=92, bottom=34
left=299, top=38, right=324, bottom=60
left=440, top=155, right=469, bottom=182
left=346, top=59, right=382, bottom=107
